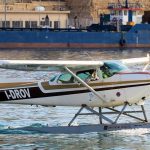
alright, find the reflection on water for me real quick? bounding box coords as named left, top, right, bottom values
left=0, top=48, right=150, bottom=149
left=0, top=131, right=150, bottom=149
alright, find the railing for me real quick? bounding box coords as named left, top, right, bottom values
left=0, top=6, right=69, bottom=11
left=0, top=27, right=87, bottom=32
left=108, top=2, right=142, bottom=9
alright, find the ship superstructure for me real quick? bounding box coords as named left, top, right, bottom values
left=108, top=0, right=143, bottom=25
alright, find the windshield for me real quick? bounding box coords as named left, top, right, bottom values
left=49, top=74, right=58, bottom=82
left=58, top=73, right=74, bottom=83
left=101, top=61, right=129, bottom=78
left=77, top=70, right=93, bottom=81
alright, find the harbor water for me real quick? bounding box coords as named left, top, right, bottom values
left=0, top=48, right=150, bottom=149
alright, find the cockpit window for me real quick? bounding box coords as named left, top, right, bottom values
left=49, top=74, right=57, bottom=82
left=58, top=73, right=74, bottom=83
left=101, top=61, right=129, bottom=78
left=77, top=70, right=94, bottom=81
left=54, top=69, right=99, bottom=84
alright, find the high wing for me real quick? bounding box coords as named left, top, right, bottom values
left=0, top=54, right=149, bottom=71
left=0, top=60, right=104, bottom=71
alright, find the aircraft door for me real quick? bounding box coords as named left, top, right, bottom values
left=84, top=68, right=105, bottom=104
left=102, top=74, right=125, bottom=104
left=121, top=73, right=149, bottom=105
left=100, top=62, right=129, bottom=104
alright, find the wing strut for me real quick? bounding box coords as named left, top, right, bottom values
left=64, top=66, right=105, bottom=103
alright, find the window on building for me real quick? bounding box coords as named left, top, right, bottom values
left=25, top=21, right=37, bottom=28
left=110, top=10, right=114, bottom=16
left=49, top=21, right=52, bottom=27
left=40, top=21, right=52, bottom=27
left=25, top=21, right=30, bottom=28
left=54, top=21, right=60, bottom=28
left=1, top=21, right=10, bottom=28
left=124, top=10, right=128, bottom=16
left=132, top=11, right=136, bottom=16
left=114, top=10, right=117, bottom=15
left=31, top=21, right=37, bottom=28
left=12, top=21, right=23, bottom=28
left=119, top=10, right=122, bottom=16
left=40, top=21, right=45, bottom=26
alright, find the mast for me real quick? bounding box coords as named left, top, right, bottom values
left=4, top=0, right=7, bottom=28
left=125, top=0, right=128, bottom=8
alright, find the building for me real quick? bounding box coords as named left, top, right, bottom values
left=0, top=0, right=70, bottom=28
left=0, top=0, right=148, bottom=28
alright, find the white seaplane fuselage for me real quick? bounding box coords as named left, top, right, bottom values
left=1, top=61, right=150, bottom=107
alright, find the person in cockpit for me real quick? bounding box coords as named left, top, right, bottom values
left=91, top=70, right=99, bottom=81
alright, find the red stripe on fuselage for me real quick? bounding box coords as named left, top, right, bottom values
left=118, top=72, right=150, bottom=75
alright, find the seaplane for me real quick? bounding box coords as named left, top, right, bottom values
left=0, top=54, right=150, bottom=134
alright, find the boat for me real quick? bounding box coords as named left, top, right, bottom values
left=0, top=0, right=150, bottom=49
